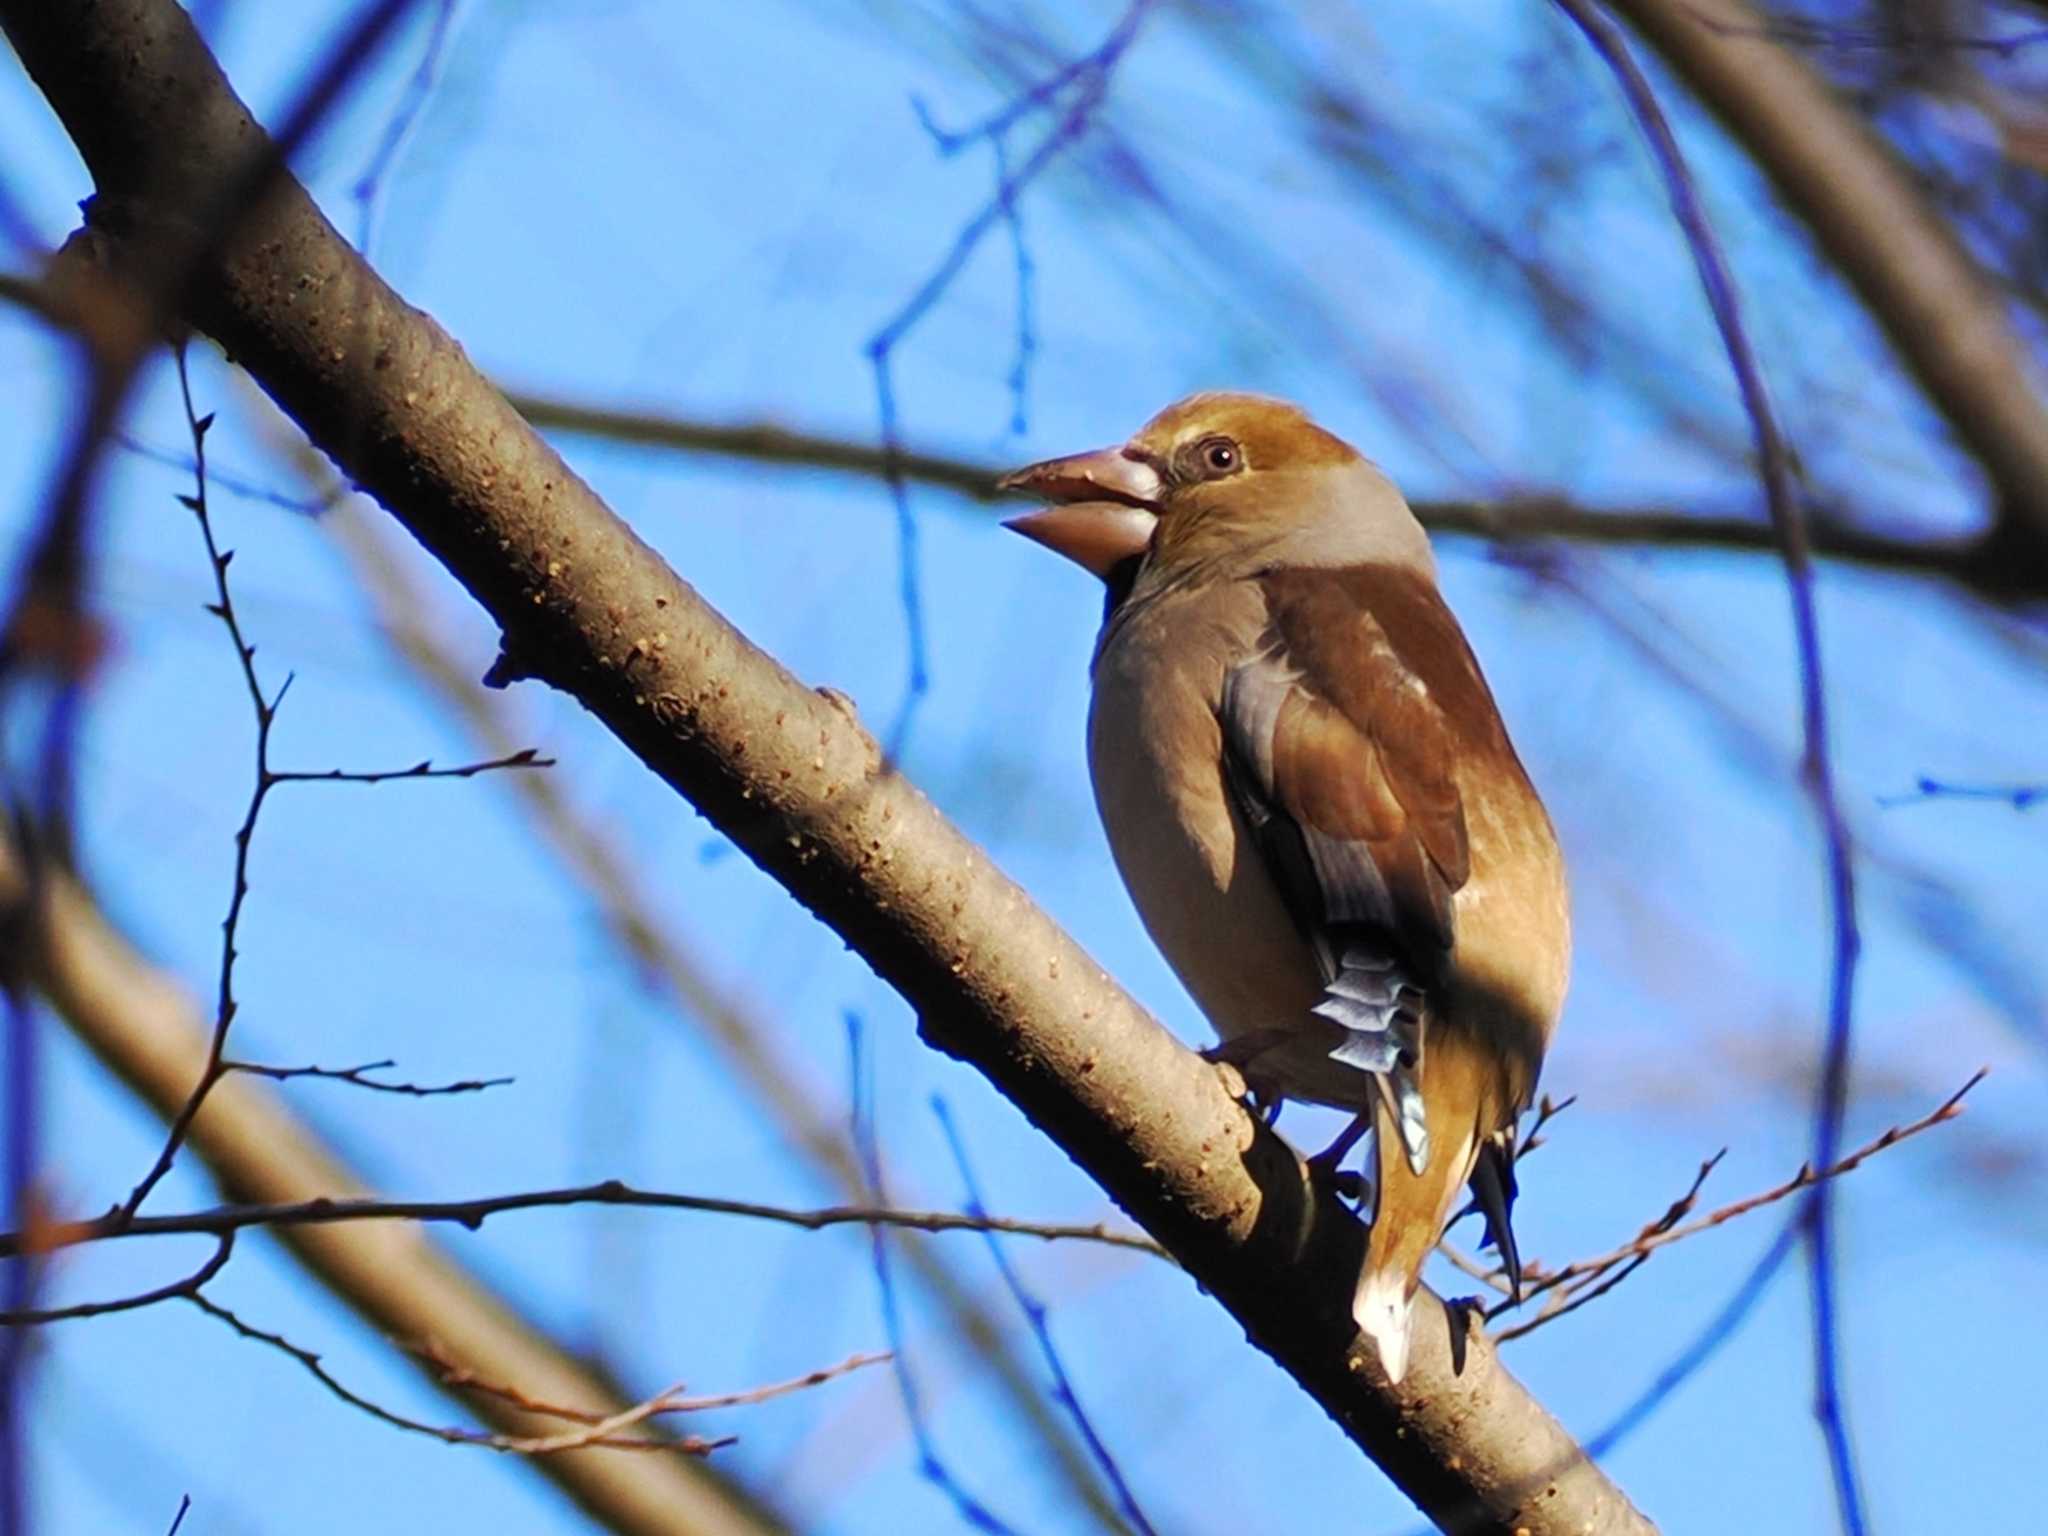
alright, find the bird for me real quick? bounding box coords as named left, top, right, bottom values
left=1000, top=393, right=1569, bottom=1383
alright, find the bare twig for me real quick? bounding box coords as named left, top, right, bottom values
left=116, top=354, right=263, bottom=1218
left=1488, top=1072, right=1983, bottom=1340
left=410, top=1338, right=889, bottom=1424
left=933, top=1095, right=1158, bottom=1536
left=1517, top=1092, right=1577, bottom=1162
left=0, top=1234, right=232, bottom=1324
left=865, top=0, right=1155, bottom=754
left=268, top=748, right=551, bottom=786
left=847, top=1015, right=1023, bottom=1536
left=222, top=1058, right=514, bottom=1098
left=1877, top=777, right=2043, bottom=810
left=114, top=431, right=333, bottom=513
left=0, top=1182, right=1165, bottom=1261
left=1492, top=1152, right=1726, bottom=1340
left=116, top=354, right=547, bottom=1212
left=191, top=1293, right=732, bottom=1455
left=350, top=0, right=461, bottom=254
left=0, top=839, right=779, bottom=1533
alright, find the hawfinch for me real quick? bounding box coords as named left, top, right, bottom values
left=1002, top=393, right=1569, bottom=1383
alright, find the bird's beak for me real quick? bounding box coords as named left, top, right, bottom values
left=998, top=447, right=1161, bottom=578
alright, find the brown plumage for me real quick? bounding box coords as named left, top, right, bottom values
left=1003, top=393, right=1569, bottom=1382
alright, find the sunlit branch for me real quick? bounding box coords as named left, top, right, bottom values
left=1484, top=1072, right=1983, bottom=1340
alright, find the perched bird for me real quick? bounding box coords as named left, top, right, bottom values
left=1001, top=393, right=1569, bottom=1382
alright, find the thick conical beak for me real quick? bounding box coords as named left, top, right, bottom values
left=998, top=446, right=1160, bottom=578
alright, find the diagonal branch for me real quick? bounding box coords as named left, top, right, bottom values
left=1604, top=0, right=2048, bottom=554
left=0, top=4, right=1655, bottom=1529
left=311, top=494, right=1126, bottom=1521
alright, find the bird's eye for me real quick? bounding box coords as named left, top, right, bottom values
left=1200, top=437, right=1238, bottom=474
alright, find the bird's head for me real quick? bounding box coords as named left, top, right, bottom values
left=999, top=392, right=1429, bottom=589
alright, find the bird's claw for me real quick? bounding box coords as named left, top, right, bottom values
left=1309, top=1160, right=1366, bottom=1203
left=1442, top=1295, right=1487, bottom=1376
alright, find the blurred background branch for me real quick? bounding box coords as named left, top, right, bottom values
left=0, top=835, right=785, bottom=1536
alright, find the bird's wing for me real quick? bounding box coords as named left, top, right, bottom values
left=1219, top=565, right=1481, bottom=1173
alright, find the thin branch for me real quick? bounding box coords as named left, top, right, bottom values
left=1877, top=777, right=2043, bottom=810
left=865, top=0, right=1155, bottom=756
left=1492, top=1151, right=1726, bottom=1341
left=0, top=1235, right=232, bottom=1324
left=1436, top=1238, right=1516, bottom=1298
left=222, top=1058, right=514, bottom=1097
left=848, top=1014, right=1023, bottom=1536
left=410, top=1337, right=888, bottom=1423
left=1, top=1182, right=1164, bottom=1261
left=1488, top=1072, right=1982, bottom=1340
left=350, top=0, right=460, bottom=255
left=163, top=1495, right=191, bottom=1536
left=1582, top=1222, right=1799, bottom=1459
left=933, top=1095, right=1157, bottom=1536
left=0, top=844, right=777, bottom=1534
left=117, top=352, right=267, bottom=1219
left=191, top=1293, right=732, bottom=1455
left=114, top=431, right=334, bottom=513
left=1516, top=1092, right=1578, bottom=1161
left=118, top=362, right=547, bottom=1210
left=267, top=748, right=552, bottom=786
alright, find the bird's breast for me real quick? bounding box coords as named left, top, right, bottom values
left=1086, top=588, right=1330, bottom=1071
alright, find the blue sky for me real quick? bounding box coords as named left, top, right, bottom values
left=2, top=1, right=2042, bottom=1532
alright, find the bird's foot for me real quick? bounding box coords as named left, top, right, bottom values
left=1305, top=1110, right=1372, bottom=1204
left=1200, top=1026, right=1295, bottom=1068
left=1441, top=1295, right=1487, bottom=1377
left=1308, top=1160, right=1366, bottom=1203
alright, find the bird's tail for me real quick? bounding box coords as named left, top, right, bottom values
left=1352, top=1039, right=1491, bottom=1384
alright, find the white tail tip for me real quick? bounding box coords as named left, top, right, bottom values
left=1354, top=1269, right=1414, bottom=1385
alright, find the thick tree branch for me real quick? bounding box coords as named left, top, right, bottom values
left=0, top=4, right=1653, bottom=1529
left=310, top=496, right=1122, bottom=1521
left=0, top=842, right=783, bottom=1536
left=1605, top=0, right=2048, bottom=557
